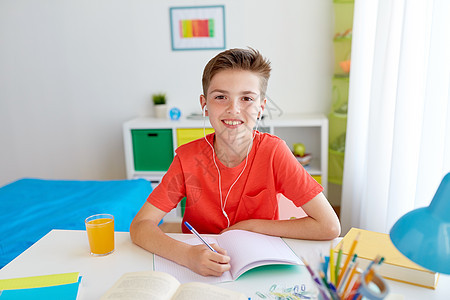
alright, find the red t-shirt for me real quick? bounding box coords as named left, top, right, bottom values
left=148, top=131, right=323, bottom=234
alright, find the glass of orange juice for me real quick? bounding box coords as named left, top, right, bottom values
left=85, top=214, right=115, bottom=256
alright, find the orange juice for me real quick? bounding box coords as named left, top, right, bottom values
left=85, top=215, right=114, bottom=256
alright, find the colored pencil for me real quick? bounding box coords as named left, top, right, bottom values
left=335, top=242, right=343, bottom=283
left=351, top=256, right=382, bottom=300
left=323, top=255, right=330, bottom=282
left=337, top=253, right=357, bottom=294
left=319, top=270, right=329, bottom=289
left=329, top=243, right=335, bottom=285
left=328, top=282, right=340, bottom=300
left=344, top=277, right=361, bottom=300
left=319, top=270, right=339, bottom=300
left=320, top=253, right=325, bottom=277
left=342, top=262, right=359, bottom=298
left=337, top=232, right=360, bottom=286
left=301, top=256, right=331, bottom=300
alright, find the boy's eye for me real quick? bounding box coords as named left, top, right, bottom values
left=215, top=95, right=226, bottom=100
left=242, top=97, right=254, bottom=102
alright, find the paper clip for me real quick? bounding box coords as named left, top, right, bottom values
left=255, top=291, right=267, bottom=298
left=259, top=284, right=313, bottom=300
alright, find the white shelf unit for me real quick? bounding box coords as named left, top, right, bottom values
left=123, top=113, right=329, bottom=194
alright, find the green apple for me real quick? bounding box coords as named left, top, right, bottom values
left=293, top=143, right=306, bottom=157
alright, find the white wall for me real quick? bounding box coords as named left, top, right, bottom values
left=0, top=0, right=334, bottom=186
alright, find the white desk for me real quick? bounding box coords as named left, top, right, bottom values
left=0, top=230, right=449, bottom=299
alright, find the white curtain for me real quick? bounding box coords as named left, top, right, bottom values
left=340, top=0, right=450, bottom=235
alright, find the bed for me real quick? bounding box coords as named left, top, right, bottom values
left=0, top=178, right=152, bottom=269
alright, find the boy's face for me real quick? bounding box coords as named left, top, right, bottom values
left=200, top=69, right=266, bottom=140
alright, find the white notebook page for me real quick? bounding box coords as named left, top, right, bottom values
left=217, top=230, right=303, bottom=279
left=154, top=236, right=233, bottom=284
left=154, top=230, right=302, bottom=284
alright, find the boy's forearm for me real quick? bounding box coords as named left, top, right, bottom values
left=228, top=217, right=340, bottom=240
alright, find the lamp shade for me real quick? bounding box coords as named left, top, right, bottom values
left=390, top=173, right=450, bottom=274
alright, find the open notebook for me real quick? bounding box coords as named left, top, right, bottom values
left=154, top=230, right=303, bottom=284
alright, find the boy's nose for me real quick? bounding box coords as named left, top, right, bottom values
left=226, top=100, right=240, bottom=115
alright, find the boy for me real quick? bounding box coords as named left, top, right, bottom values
left=130, top=48, right=340, bottom=277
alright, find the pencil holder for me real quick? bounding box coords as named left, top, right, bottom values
left=315, top=268, right=389, bottom=300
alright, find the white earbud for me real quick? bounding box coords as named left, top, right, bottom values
left=257, top=106, right=263, bottom=120
left=202, top=106, right=207, bottom=117
left=222, top=210, right=230, bottom=227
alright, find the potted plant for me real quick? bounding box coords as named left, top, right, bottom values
left=152, top=93, right=167, bottom=119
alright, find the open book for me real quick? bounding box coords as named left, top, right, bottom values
left=100, top=271, right=247, bottom=300
left=154, top=229, right=303, bottom=284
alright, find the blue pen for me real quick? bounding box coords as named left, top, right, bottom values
left=184, top=221, right=217, bottom=253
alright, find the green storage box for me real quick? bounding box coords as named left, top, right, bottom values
left=332, top=76, right=350, bottom=114
left=132, top=129, right=174, bottom=171
left=328, top=113, right=348, bottom=146
left=329, top=149, right=345, bottom=185
left=328, top=116, right=347, bottom=185
left=333, top=38, right=352, bottom=76
left=333, top=0, right=354, bottom=35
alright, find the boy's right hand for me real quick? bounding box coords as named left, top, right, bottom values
left=186, top=243, right=231, bottom=277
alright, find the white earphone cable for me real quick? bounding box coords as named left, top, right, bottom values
left=202, top=106, right=262, bottom=228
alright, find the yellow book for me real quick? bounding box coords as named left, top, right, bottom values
left=335, top=227, right=439, bottom=289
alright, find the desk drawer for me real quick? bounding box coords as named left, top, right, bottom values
left=132, top=129, right=174, bottom=171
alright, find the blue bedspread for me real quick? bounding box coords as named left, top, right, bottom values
left=0, top=178, right=152, bottom=269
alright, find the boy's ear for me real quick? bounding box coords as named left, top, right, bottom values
left=259, top=98, right=267, bottom=115
left=200, top=95, right=207, bottom=114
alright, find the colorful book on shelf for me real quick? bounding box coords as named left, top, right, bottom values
left=0, top=272, right=81, bottom=299
left=334, top=227, right=439, bottom=289
left=101, top=271, right=247, bottom=300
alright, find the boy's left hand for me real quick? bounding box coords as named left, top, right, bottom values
left=220, top=219, right=256, bottom=233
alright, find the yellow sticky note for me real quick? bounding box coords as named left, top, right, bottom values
left=0, top=272, right=79, bottom=290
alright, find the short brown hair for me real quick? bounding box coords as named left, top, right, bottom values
left=202, top=48, right=272, bottom=100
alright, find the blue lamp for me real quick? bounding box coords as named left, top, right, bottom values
left=390, top=172, right=450, bottom=274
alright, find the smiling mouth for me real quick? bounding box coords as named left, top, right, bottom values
left=222, top=120, right=243, bottom=126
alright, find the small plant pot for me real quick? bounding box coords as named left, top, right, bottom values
left=154, top=104, right=168, bottom=119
